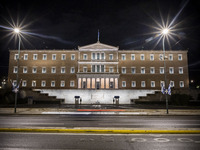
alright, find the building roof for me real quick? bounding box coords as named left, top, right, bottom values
left=78, top=41, right=119, bottom=51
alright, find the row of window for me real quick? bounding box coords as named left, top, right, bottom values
left=14, top=54, right=75, bottom=61
left=13, top=66, right=184, bottom=74
left=12, top=80, right=75, bottom=87
left=121, top=81, right=185, bottom=88
left=14, top=53, right=183, bottom=61
left=12, top=80, right=184, bottom=88
left=121, top=54, right=182, bottom=61
left=13, top=67, right=75, bottom=74
left=121, top=67, right=184, bottom=74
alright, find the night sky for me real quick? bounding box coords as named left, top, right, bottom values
left=0, top=0, right=199, bottom=85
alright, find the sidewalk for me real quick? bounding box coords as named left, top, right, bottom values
left=0, top=107, right=200, bottom=115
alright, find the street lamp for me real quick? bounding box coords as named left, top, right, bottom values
left=161, top=28, right=169, bottom=114
left=14, top=27, right=21, bottom=113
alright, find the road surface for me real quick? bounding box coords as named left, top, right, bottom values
left=0, top=132, right=200, bottom=150
left=0, top=115, right=199, bottom=128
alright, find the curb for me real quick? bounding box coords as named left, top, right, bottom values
left=1, top=128, right=200, bottom=134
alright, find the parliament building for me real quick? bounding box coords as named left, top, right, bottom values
left=8, top=41, right=189, bottom=104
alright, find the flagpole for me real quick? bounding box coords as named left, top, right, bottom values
left=163, top=36, right=169, bottom=114
left=97, top=29, right=99, bottom=42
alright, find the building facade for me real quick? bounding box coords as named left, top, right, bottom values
left=8, top=42, right=189, bottom=104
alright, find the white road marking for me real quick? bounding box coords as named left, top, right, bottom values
left=177, top=138, right=193, bottom=142
left=131, top=138, right=147, bottom=142
left=154, top=138, right=170, bottom=142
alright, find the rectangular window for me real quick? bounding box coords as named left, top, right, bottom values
left=131, top=54, right=135, bottom=60
left=24, top=54, right=28, bottom=60
left=42, top=67, right=46, bottom=73
left=41, top=81, right=46, bottom=87
left=13, top=80, right=17, bottom=87
left=70, top=67, right=75, bottom=73
left=141, top=81, right=146, bottom=87
left=150, top=54, right=154, bottom=61
left=170, top=81, right=174, bottom=87
left=159, top=54, right=164, bottom=61
left=122, top=81, right=126, bottom=87
left=151, top=81, right=155, bottom=87
left=121, top=54, right=126, bottom=60
left=51, top=81, right=55, bottom=87
left=169, top=67, right=174, bottom=74
left=160, top=81, right=165, bottom=87
left=178, top=54, right=182, bottom=61
left=109, top=67, right=113, bottom=73
left=141, top=67, right=145, bottom=74
left=43, top=54, right=47, bottom=60
left=140, top=54, right=145, bottom=60
left=92, top=65, right=95, bottom=72
left=109, top=54, right=113, bottom=60
left=60, top=81, right=65, bottom=87
left=23, top=67, right=27, bottom=73
left=14, top=54, right=19, bottom=60
left=61, top=67, right=65, bottom=73
left=180, top=81, right=184, bottom=87
left=13, top=66, right=18, bottom=73
left=83, top=67, right=87, bottom=72
left=97, top=53, right=100, bottom=60
left=32, top=81, right=36, bottom=87
left=22, top=80, right=27, bottom=87
left=33, top=54, right=37, bottom=60
left=101, top=53, right=105, bottom=60
left=52, top=54, right=56, bottom=60
left=150, top=67, right=155, bottom=74
left=160, top=67, right=164, bottom=74
left=131, top=67, right=136, bottom=74
left=101, top=65, right=104, bottom=72
left=71, top=54, right=75, bottom=60
left=61, top=54, right=66, bottom=60
left=97, top=65, right=100, bottom=72
left=92, top=53, right=95, bottom=60
left=131, top=81, right=136, bottom=87
left=169, top=54, right=173, bottom=61
left=70, top=81, right=75, bottom=87
left=83, top=54, right=87, bottom=60
left=122, top=67, right=126, bottom=74
left=51, top=67, right=56, bottom=73
left=179, top=67, right=183, bottom=74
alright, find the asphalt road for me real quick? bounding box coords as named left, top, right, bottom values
left=0, top=115, right=200, bottom=129
left=0, top=132, right=200, bottom=150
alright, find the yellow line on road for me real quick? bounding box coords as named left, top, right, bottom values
left=0, top=128, right=200, bottom=134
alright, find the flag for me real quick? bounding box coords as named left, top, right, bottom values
left=168, top=84, right=171, bottom=95
left=161, top=84, right=165, bottom=94
left=11, top=79, right=22, bottom=93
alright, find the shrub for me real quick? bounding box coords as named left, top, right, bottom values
left=170, top=94, right=190, bottom=106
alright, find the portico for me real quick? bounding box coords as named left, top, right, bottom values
left=77, top=74, right=119, bottom=89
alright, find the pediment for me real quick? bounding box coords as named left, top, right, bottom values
left=79, top=42, right=118, bottom=51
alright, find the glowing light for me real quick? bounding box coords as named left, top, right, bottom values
left=14, top=28, right=20, bottom=33
left=162, top=28, right=169, bottom=35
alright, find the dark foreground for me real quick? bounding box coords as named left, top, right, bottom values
left=0, top=132, right=200, bottom=150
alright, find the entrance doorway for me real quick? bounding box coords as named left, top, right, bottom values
left=96, top=82, right=100, bottom=89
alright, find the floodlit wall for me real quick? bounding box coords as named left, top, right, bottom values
left=39, top=89, right=157, bottom=104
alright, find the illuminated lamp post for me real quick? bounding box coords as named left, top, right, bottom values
left=14, top=28, right=21, bottom=113
left=161, top=28, right=169, bottom=114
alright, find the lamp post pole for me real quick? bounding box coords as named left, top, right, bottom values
left=162, top=36, right=168, bottom=114
left=14, top=34, right=21, bottom=113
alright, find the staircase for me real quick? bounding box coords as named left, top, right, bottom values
left=131, top=91, right=168, bottom=104
left=25, top=89, right=64, bottom=104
